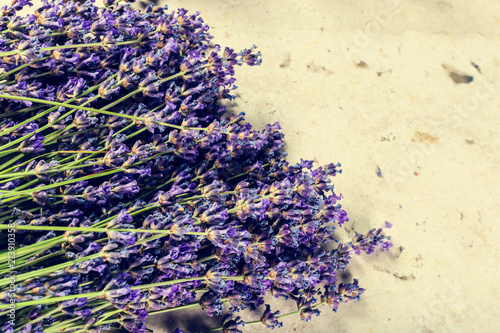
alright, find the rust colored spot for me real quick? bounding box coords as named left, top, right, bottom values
left=357, top=61, right=368, bottom=68
left=411, top=131, right=439, bottom=144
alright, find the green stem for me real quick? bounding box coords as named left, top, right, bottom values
left=0, top=224, right=208, bottom=236
left=0, top=23, right=31, bottom=34
left=0, top=227, right=172, bottom=287
left=126, top=126, right=147, bottom=140
left=0, top=90, right=95, bottom=140
left=199, top=254, right=217, bottom=263
left=0, top=160, right=104, bottom=179
left=0, top=56, right=51, bottom=80
left=0, top=253, right=103, bottom=288
left=45, top=124, right=109, bottom=143
left=0, top=202, right=160, bottom=263
left=0, top=39, right=143, bottom=58
left=0, top=93, right=203, bottom=131
left=0, top=91, right=99, bottom=155
left=91, top=318, right=120, bottom=326
left=198, top=327, right=223, bottom=333
left=227, top=163, right=269, bottom=181
left=0, top=167, right=124, bottom=197
left=0, top=104, right=45, bottom=119
left=198, top=301, right=329, bottom=333
left=0, top=234, right=63, bottom=263
left=43, top=316, right=84, bottom=333
left=52, top=149, right=104, bottom=170
left=0, top=275, right=243, bottom=310
left=17, top=307, right=60, bottom=330
left=0, top=154, right=23, bottom=173
left=93, top=308, right=122, bottom=327
left=0, top=194, right=31, bottom=204
left=0, top=250, right=65, bottom=276
left=46, top=302, right=112, bottom=333
left=104, top=121, right=136, bottom=141
left=0, top=73, right=118, bottom=162
left=0, top=94, right=101, bottom=155
left=0, top=150, right=173, bottom=198
left=148, top=302, right=202, bottom=316
left=0, top=151, right=59, bottom=175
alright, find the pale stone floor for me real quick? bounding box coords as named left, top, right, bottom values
left=13, top=0, right=500, bottom=332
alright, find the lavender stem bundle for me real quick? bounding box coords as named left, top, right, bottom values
left=0, top=0, right=392, bottom=332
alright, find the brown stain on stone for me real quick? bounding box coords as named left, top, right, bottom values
left=441, top=64, right=473, bottom=84
left=437, top=1, right=453, bottom=11
left=393, top=273, right=416, bottom=281
left=280, top=53, right=291, bottom=68
left=395, top=246, right=404, bottom=259
left=306, top=61, right=333, bottom=74
left=411, top=131, right=439, bottom=144
left=357, top=61, right=368, bottom=68
left=413, top=254, right=423, bottom=268
left=372, top=265, right=391, bottom=274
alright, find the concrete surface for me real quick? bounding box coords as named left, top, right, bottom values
left=12, top=0, right=500, bottom=332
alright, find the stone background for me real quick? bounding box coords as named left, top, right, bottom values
left=13, top=0, right=500, bottom=332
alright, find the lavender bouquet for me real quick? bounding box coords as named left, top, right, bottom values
left=0, top=0, right=392, bottom=332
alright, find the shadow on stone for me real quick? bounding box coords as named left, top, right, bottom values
left=145, top=306, right=223, bottom=333
left=339, top=270, right=352, bottom=283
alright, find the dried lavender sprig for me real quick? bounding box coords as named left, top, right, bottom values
left=1, top=187, right=274, bottom=276
left=0, top=224, right=207, bottom=235
left=0, top=38, right=151, bottom=58
left=0, top=157, right=260, bottom=266
left=0, top=92, right=205, bottom=134
left=0, top=147, right=270, bottom=254
left=0, top=275, right=244, bottom=310
left=0, top=151, right=171, bottom=198
left=0, top=77, right=106, bottom=138
left=197, top=280, right=365, bottom=333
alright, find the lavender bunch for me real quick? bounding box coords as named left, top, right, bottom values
left=0, top=1, right=392, bottom=332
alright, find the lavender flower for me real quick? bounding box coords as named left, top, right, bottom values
left=200, top=292, right=224, bottom=317
left=221, top=313, right=245, bottom=333
left=260, top=304, right=283, bottom=329
left=0, top=1, right=391, bottom=332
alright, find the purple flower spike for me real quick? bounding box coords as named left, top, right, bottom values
left=221, top=313, right=245, bottom=333
left=106, top=231, right=136, bottom=246
left=260, top=304, right=283, bottom=329
left=200, top=292, right=224, bottom=317
left=59, top=298, right=87, bottom=309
